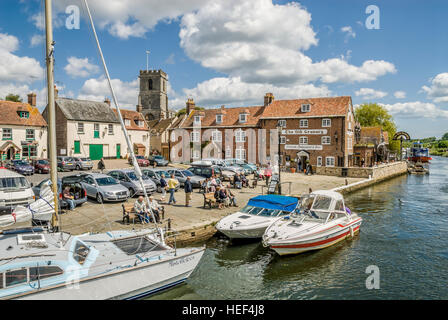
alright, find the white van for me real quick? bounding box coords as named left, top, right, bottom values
left=0, top=168, right=35, bottom=214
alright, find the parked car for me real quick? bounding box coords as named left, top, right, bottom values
left=57, top=156, right=76, bottom=171
left=0, top=168, right=35, bottom=214
left=73, top=157, right=93, bottom=171
left=187, top=164, right=226, bottom=180
left=128, top=155, right=150, bottom=167
left=166, top=169, right=205, bottom=188
left=32, top=159, right=50, bottom=174
left=148, top=155, right=169, bottom=166
left=199, top=159, right=245, bottom=175
left=6, top=159, right=34, bottom=176
left=32, top=175, right=87, bottom=209
left=80, top=173, right=129, bottom=203
left=234, top=163, right=254, bottom=175
left=107, top=169, right=156, bottom=197
left=225, top=158, right=258, bottom=172
left=141, top=168, right=179, bottom=193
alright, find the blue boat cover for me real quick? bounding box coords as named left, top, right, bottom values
left=247, top=195, right=298, bottom=212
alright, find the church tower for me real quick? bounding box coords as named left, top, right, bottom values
left=138, top=69, right=169, bottom=121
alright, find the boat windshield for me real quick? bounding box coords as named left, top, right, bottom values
left=293, top=194, right=330, bottom=222
left=312, top=195, right=333, bottom=211
left=239, top=205, right=285, bottom=217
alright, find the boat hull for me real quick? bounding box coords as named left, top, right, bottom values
left=12, top=247, right=205, bottom=300
left=218, top=225, right=269, bottom=239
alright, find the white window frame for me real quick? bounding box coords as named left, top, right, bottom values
left=212, top=130, right=222, bottom=142
left=191, top=131, right=200, bottom=143
left=26, top=129, right=35, bottom=140
left=124, top=119, right=131, bottom=126
left=317, top=156, right=323, bottom=167
left=278, top=120, right=286, bottom=127
left=235, top=147, right=246, bottom=160
left=299, top=136, right=308, bottom=145
left=191, top=149, right=200, bottom=159
left=108, top=124, right=114, bottom=135
left=77, top=123, right=84, bottom=134
left=322, top=136, right=331, bottom=145
left=301, top=104, right=310, bottom=112
left=280, top=136, right=286, bottom=144
left=299, top=119, right=308, bottom=128
left=194, top=116, right=201, bottom=124
left=216, top=114, right=223, bottom=124
left=235, top=129, right=246, bottom=143
left=326, top=156, right=335, bottom=167
left=225, top=147, right=231, bottom=158
left=322, top=118, right=331, bottom=127
left=239, top=113, right=247, bottom=123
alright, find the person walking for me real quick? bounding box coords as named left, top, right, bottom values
left=265, top=165, right=272, bottom=186
left=98, top=157, right=106, bottom=173
left=184, top=176, right=193, bottom=207
left=159, top=174, right=167, bottom=202
left=167, top=174, right=179, bottom=205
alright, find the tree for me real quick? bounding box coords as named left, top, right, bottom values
left=355, top=103, right=399, bottom=151
left=438, top=140, right=448, bottom=149
left=5, top=94, right=22, bottom=102
left=175, top=106, right=205, bottom=117
left=442, top=132, right=448, bottom=141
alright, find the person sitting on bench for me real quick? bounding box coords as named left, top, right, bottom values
left=148, top=195, right=162, bottom=223
left=134, top=196, right=149, bottom=224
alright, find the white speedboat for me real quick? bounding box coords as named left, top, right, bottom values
left=262, top=190, right=362, bottom=255
left=216, top=195, right=299, bottom=239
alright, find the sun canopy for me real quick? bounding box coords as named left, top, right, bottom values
left=248, top=195, right=298, bottom=212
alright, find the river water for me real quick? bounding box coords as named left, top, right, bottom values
left=150, top=157, right=448, bottom=300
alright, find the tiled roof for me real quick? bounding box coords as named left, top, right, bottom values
left=55, top=97, right=119, bottom=123
left=113, top=109, right=148, bottom=131
left=360, top=126, right=383, bottom=144
left=180, top=105, right=265, bottom=128
left=149, top=118, right=175, bottom=133
left=260, top=96, right=352, bottom=119
left=0, top=100, right=47, bottom=127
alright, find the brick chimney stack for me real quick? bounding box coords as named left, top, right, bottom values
left=27, top=93, right=36, bottom=107
left=264, top=93, right=274, bottom=106
left=186, top=98, right=195, bottom=115
left=104, top=98, right=111, bottom=106
left=136, top=104, right=143, bottom=112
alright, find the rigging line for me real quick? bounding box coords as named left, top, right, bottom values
left=81, top=0, right=162, bottom=242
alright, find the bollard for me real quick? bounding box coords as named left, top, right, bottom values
left=345, top=179, right=348, bottom=185
left=161, top=207, right=165, bottom=220
left=167, top=218, right=171, bottom=231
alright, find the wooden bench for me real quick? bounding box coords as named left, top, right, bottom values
left=203, top=192, right=217, bottom=209
left=122, top=203, right=165, bottom=224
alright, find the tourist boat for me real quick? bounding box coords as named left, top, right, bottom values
left=262, top=190, right=362, bottom=255
left=0, top=0, right=205, bottom=300
left=408, top=142, right=432, bottom=163
left=215, top=195, right=299, bottom=239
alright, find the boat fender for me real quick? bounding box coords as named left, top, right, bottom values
left=349, top=226, right=354, bottom=238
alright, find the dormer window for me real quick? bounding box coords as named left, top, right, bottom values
left=301, top=104, right=310, bottom=112
left=216, top=114, right=223, bottom=124
left=194, top=116, right=201, bottom=124
left=18, top=111, right=29, bottom=119
left=124, top=119, right=131, bottom=126
left=239, top=113, right=247, bottom=123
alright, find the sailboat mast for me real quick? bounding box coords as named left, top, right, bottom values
left=44, top=0, right=59, bottom=230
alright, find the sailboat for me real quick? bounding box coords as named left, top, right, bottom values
left=0, top=0, right=204, bottom=300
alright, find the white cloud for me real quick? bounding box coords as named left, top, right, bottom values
left=355, top=88, right=388, bottom=100
left=341, top=26, right=356, bottom=42
left=0, top=33, right=44, bottom=84
left=165, top=53, right=175, bottom=65
left=179, top=0, right=396, bottom=86
left=381, top=101, right=448, bottom=119
left=0, top=84, right=47, bottom=109
left=64, top=57, right=100, bottom=78
left=78, top=76, right=139, bottom=109
left=393, top=91, right=406, bottom=99
left=30, top=34, right=45, bottom=47
left=170, top=76, right=331, bottom=109
left=422, top=73, right=448, bottom=103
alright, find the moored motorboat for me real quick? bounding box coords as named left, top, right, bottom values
left=262, top=190, right=362, bottom=255
left=215, top=195, right=299, bottom=239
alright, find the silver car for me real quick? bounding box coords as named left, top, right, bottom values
left=73, top=157, right=94, bottom=171
left=167, top=169, right=205, bottom=189
left=107, top=169, right=156, bottom=197
left=81, top=173, right=130, bottom=203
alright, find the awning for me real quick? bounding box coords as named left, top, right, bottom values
left=248, top=195, right=298, bottom=212
left=0, top=141, right=21, bottom=152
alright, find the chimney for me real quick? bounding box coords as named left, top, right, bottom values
left=27, top=93, right=36, bottom=107
left=136, top=104, right=142, bottom=112
left=186, top=98, right=195, bottom=115
left=264, top=92, right=274, bottom=106
left=104, top=98, right=111, bottom=106
left=54, top=85, right=58, bottom=99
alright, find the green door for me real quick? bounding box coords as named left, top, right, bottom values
left=89, top=144, right=103, bottom=160
left=74, top=141, right=80, bottom=154
left=116, top=144, right=121, bottom=159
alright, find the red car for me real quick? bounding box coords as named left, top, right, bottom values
left=33, top=159, right=50, bottom=174
left=128, top=155, right=150, bottom=167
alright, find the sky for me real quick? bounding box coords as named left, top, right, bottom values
left=0, top=0, right=447, bottom=139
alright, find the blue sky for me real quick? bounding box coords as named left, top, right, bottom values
left=0, top=0, right=447, bottom=138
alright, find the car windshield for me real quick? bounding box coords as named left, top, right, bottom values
left=0, top=177, right=30, bottom=190
left=127, top=171, right=148, bottom=181
left=13, top=160, right=29, bottom=166
left=155, top=171, right=170, bottom=178
left=37, top=160, right=49, bottom=165
left=182, top=170, right=194, bottom=176
left=80, top=158, right=90, bottom=161
left=96, top=177, right=119, bottom=186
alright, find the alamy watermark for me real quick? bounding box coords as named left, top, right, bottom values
left=365, top=5, right=380, bottom=30
left=65, top=5, right=80, bottom=30
left=365, top=265, right=380, bottom=289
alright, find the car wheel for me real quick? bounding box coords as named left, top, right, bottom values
left=76, top=165, right=81, bottom=170
left=128, top=188, right=136, bottom=197
left=96, top=193, right=103, bottom=203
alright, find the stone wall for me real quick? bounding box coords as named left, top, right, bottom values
left=316, top=161, right=407, bottom=179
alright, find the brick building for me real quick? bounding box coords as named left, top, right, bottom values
left=353, top=126, right=390, bottom=167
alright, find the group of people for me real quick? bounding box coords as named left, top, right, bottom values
left=133, top=195, right=163, bottom=224
left=201, top=175, right=223, bottom=193
left=214, top=185, right=237, bottom=209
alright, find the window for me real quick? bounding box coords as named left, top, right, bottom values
left=326, top=156, right=335, bottom=167
left=73, top=241, right=90, bottom=265
left=194, top=116, right=201, bottom=124
left=191, top=131, right=200, bottom=142
left=108, top=124, right=114, bottom=135
left=5, top=268, right=27, bottom=287
left=94, top=123, right=100, bottom=138
left=322, top=136, right=331, bottom=145
left=299, top=119, right=308, bottom=128
left=348, top=137, right=353, bottom=150
left=278, top=120, right=286, bottom=127
left=299, top=136, right=308, bottom=145
left=113, top=236, right=164, bottom=255
left=18, top=111, right=29, bottom=118
left=124, top=119, right=131, bottom=126
left=212, top=130, right=222, bottom=142
left=235, top=130, right=246, bottom=143
left=317, top=156, right=322, bottom=167
left=301, top=104, right=310, bottom=112
left=322, top=119, right=331, bottom=127
left=148, top=79, right=153, bottom=90
left=191, top=149, right=200, bottom=159
left=138, top=120, right=144, bottom=127
left=77, top=123, right=84, bottom=134
left=2, top=128, right=12, bottom=140
left=26, top=129, right=35, bottom=140
left=236, top=148, right=246, bottom=160
left=225, top=147, right=231, bottom=158
left=280, top=136, right=286, bottom=144
left=22, top=145, right=37, bottom=158
left=239, top=113, right=247, bottom=123
left=216, top=114, right=223, bottom=124
left=29, top=266, right=64, bottom=281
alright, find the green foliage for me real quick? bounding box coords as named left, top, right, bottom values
left=355, top=103, right=399, bottom=151
left=176, top=106, right=205, bottom=117
left=442, top=132, right=448, bottom=141
left=438, top=140, right=448, bottom=149
left=5, top=94, right=22, bottom=102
